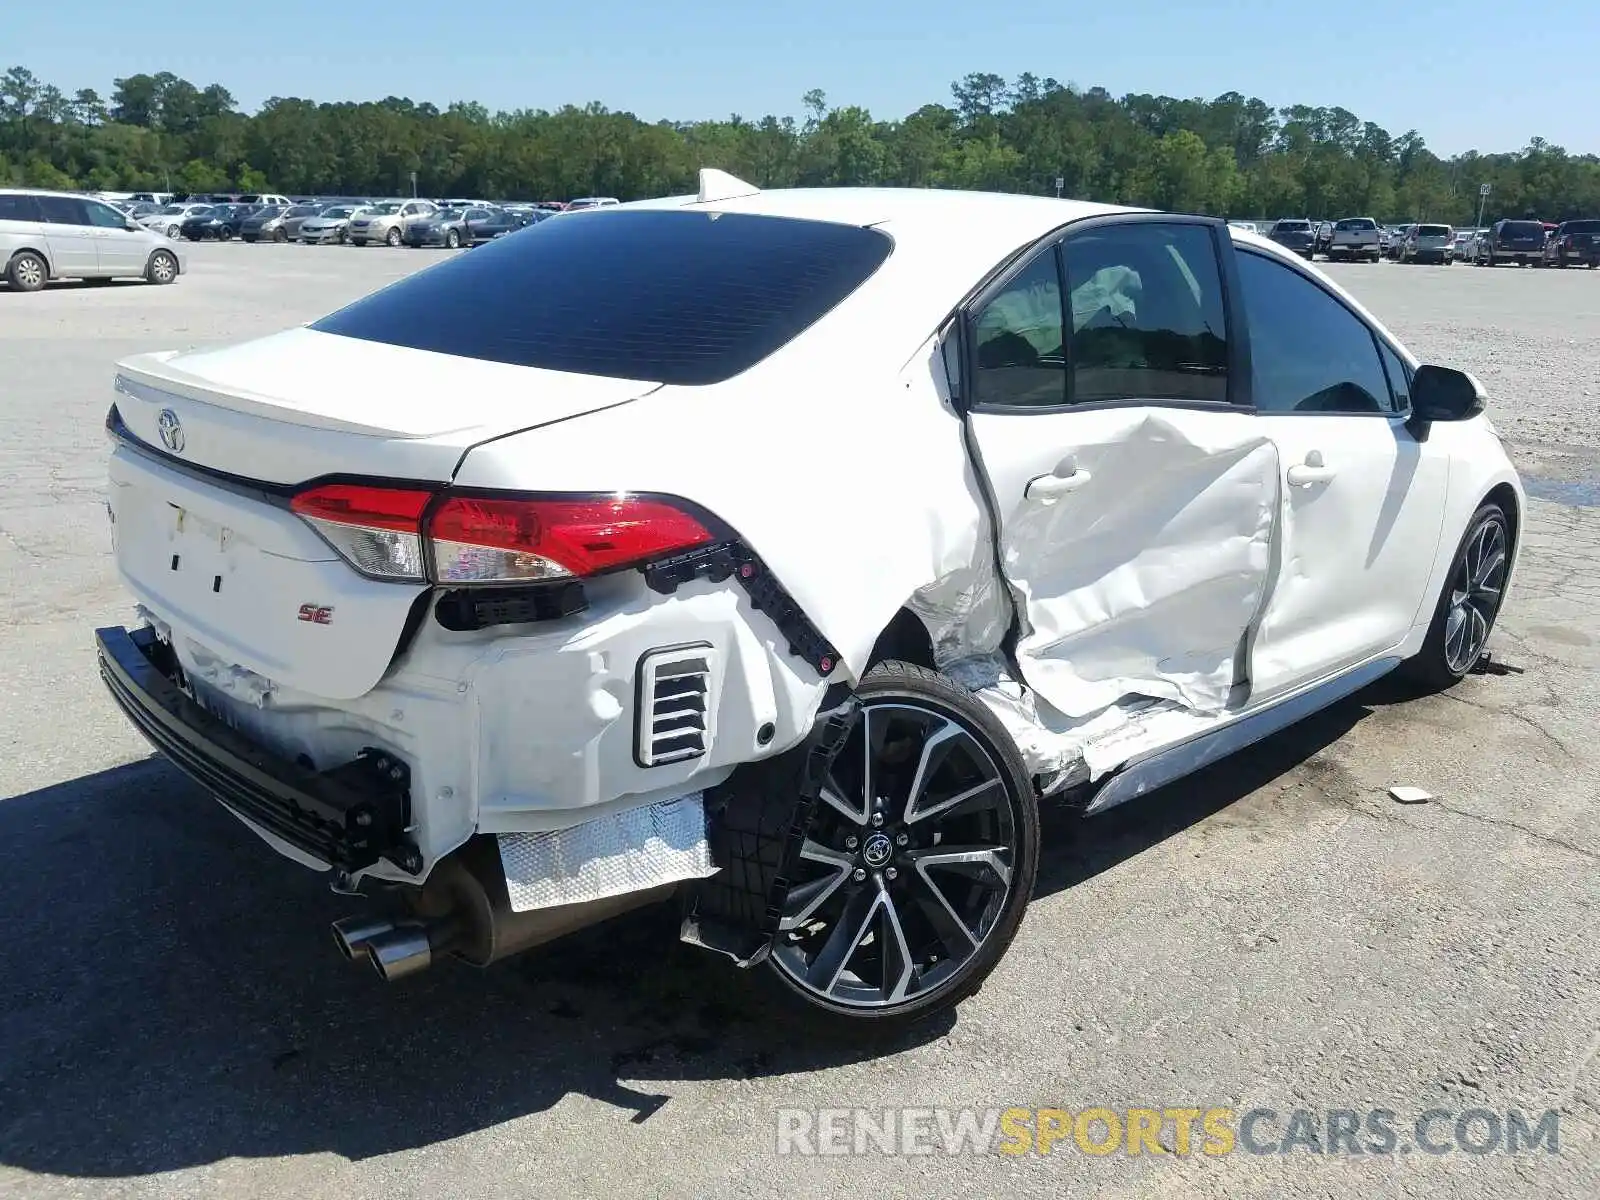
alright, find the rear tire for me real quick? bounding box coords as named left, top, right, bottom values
left=763, top=661, right=1039, bottom=1033
left=6, top=250, right=47, bottom=292
left=1402, top=503, right=1510, bottom=693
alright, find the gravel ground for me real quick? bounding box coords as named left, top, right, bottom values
left=0, top=244, right=1596, bottom=1200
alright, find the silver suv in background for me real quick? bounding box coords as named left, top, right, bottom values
left=1267, top=218, right=1317, bottom=258
left=348, top=200, right=438, bottom=247
left=1, top=189, right=185, bottom=291
left=1327, top=217, right=1382, bottom=261
left=1399, top=223, right=1456, bottom=264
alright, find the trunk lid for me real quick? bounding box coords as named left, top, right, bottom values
left=115, top=326, right=657, bottom=485
left=110, top=329, right=658, bottom=699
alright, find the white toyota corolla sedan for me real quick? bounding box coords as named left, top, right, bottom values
left=97, top=171, right=1522, bottom=1030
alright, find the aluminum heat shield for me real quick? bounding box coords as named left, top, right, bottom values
left=497, top=793, right=718, bottom=912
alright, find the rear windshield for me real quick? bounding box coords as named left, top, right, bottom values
left=1334, top=218, right=1375, bottom=231
left=1418, top=225, right=1451, bottom=237
left=1500, top=221, right=1543, bottom=236
left=312, top=210, right=894, bottom=385
left=1275, top=221, right=1311, bottom=232
left=1563, top=220, right=1600, bottom=234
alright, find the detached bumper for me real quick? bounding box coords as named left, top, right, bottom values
left=95, top=625, right=418, bottom=875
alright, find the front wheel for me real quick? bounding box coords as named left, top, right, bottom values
left=386, top=227, right=402, bottom=247
left=273, top=227, right=288, bottom=243
left=445, top=228, right=460, bottom=249
left=145, top=249, right=178, bottom=285
left=765, top=661, right=1039, bottom=1031
left=1403, top=503, right=1510, bottom=692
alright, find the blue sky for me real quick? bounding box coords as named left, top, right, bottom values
left=11, top=0, right=1597, bottom=155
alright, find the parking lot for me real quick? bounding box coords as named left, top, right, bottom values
left=1, top=243, right=1597, bottom=1199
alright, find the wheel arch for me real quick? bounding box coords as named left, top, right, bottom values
left=865, top=606, right=937, bottom=673
left=7, top=244, right=54, bottom=278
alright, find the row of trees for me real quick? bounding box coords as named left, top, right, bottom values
left=2, top=65, right=1597, bottom=224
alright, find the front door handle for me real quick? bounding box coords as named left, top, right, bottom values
left=1026, top=467, right=1092, bottom=500
left=1287, top=451, right=1335, bottom=487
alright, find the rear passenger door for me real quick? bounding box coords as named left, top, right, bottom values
left=1235, top=247, right=1449, bottom=699
left=961, top=216, right=1281, bottom=723
left=34, top=195, right=99, bottom=276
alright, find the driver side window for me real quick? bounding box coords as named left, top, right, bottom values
left=1236, top=251, right=1399, bottom=414
left=84, top=202, right=129, bottom=229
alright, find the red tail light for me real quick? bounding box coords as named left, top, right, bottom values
left=429, top=495, right=714, bottom=583
left=289, top=484, right=715, bottom=585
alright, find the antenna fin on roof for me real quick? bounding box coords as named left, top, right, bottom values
left=697, top=169, right=760, bottom=204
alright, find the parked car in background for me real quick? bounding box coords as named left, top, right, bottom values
left=465, top=206, right=528, bottom=243
left=403, top=207, right=475, bottom=249
left=1542, top=219, right=1600, bottom=268
left=141, top=202, right=213, bottom=239
left=94, top=179, right=1523, bottom=1028
left=1451, top=230, right=1474, bottom=260
left=298, top=204, right=370, bottom=244
left=563, top=196, right=621, bottom=211
left=1313, top=221, right=1334, bottom=257
left=180, top=203, right=255, bottom=241
left=505, top=205, right=554, bottom=227
left=242, top=203, right=325, bottom=243
left=1327, top=217, right=1383, bottom=262
left=1399, top=223, right=1455, bottom=264
left=1267, top=218, right=1316, bottom=258
left=1387, top=225, right=1415, bottom=260
left=1, top=188, right=185, bottom=290
left=1477, top=219, right=1547, bottom=266
left=349, top=200, right=439, bottom=246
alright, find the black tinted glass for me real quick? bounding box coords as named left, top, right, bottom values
left=1501, top=221, right=1543, bottom=236
left=1063, top=223, right=1228, bottom=405
left=0, top=194, right=42, bottom=221
left=36, top=196, right=88, bottom=225
left=1378, top=342, right=1411, bottom=412
left=1237, top=251, right=1394, bottom=414
left=1563, top=220, right=1600, bottom=234
left=312, top=210, right=893, bottom=385
left=971, top=249, right=1065, bottom=408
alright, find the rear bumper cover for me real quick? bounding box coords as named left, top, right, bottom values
left=96, top=624, right=418, bottom=875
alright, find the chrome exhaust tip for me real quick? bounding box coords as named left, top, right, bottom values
left=331, top=915, right=398, bottom=961
left=364, top=923, right=435, bottom=982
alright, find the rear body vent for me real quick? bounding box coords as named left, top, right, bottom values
left=635, top=644, right=717, bottom=767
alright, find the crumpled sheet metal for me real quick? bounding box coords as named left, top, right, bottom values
left=1003, top=414, right=1278, bottom=720
left=497, top=793, right=718, bottom=912
left=948, top=654, right=1214, bottom=793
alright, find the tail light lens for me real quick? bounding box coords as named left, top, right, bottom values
left=290, top=484, right=432, bottom=580
left=430, top=495, right=713, bottom=583
left=290, top=485, right=715, bottom=585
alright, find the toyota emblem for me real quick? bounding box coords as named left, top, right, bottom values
left=861, top=832, right=893, bottom=869
left=156, top=408, right=185, bottom=454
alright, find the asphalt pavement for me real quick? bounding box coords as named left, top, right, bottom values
left=0, top=244, right=1595, bottom=1199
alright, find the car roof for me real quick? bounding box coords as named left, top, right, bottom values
left=623, top=186, right=1135, bottom=273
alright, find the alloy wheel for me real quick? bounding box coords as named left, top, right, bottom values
left=1444, top=513, right=1508, bottom=675
left=771, top=700, right=1018, bottom=1010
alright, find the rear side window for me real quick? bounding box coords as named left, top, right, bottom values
left=1062, top=223, right=1228, bottom=406
left=36, top=196, right=88, bottom=225
left=313, top=210, right=894, bottom=385
left=0, top=194, right=42, bottom=221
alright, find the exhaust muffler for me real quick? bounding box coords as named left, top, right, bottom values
left=331, top=836, right=677, bottom=982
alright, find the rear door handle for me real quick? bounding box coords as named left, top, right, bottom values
left=1026, top=467, right=1092, bottom=500
left=1287, top=451, right=1335, bottom=487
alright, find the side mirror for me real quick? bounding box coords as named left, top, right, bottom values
left=1409, top=364, right=1485, bottom=429
left=125, top=218, right=140, bottom=232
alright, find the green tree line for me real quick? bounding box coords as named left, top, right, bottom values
left=2, top=65, right=1597, bottom=223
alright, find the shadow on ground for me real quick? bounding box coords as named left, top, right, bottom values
left=0, top=680, right=1399, bottom=1178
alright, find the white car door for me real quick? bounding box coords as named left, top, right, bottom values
left=83, top=198, right=149, bottom=275
left=34, top=195, right=100, bottom=276
left=1233, top=247, right=1450, bottom=699
left=963, top=217, right=1281, bottom=723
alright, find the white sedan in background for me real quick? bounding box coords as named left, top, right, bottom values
left=95, top=172, right=1522, bottom=1031
left=138, top=203, right=212, bottom=239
